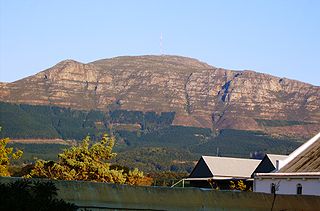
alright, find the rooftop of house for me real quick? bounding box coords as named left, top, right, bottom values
left=279, top=133, right=320, bottom=173
left=194, top=156, right=261, bottom=178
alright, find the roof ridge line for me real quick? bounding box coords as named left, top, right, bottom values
left=279, top=132, right=320, bottom=170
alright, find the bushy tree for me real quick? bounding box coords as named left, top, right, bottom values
left=27, top=134, right=145, bottom=185
left=0, top=127, right=23, bottom=176
left=126, top=168, right=146, bottom=185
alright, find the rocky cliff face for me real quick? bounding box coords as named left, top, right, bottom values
left=1, top=55, right=319, bottom=137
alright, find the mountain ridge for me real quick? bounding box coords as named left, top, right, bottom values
left=1, top=55, right=319, bottom=139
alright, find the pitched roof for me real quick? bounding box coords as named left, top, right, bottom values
left=266, top=154, right=288, bottom=167
left=200, top=156, right=260, bottom=178
left=251, top=154, right=288, bottom=176
left=279, top=132, right=320, bottom=173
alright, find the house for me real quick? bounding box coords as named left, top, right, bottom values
left=254, top=132, right=320, bottom=196
left=251, top=154, right=288, bottom=177
left=186, top=156, right=261, bottom=189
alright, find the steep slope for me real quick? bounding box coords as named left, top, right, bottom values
left=0, top=55, right=319, bottom=138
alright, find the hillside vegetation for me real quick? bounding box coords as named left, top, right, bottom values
left=1, top=102, right=304, bottom=173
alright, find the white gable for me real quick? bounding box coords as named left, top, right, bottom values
left=266, top=154, right=288, bottom=167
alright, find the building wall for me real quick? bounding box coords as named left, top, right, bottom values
left=254, top=178, right=320, bottom=196
left=1, top=177, right=320, bottom=210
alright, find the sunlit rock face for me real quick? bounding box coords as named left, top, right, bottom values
left=1, top=55, right=319, bottom=138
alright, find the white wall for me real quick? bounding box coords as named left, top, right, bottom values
left=254, top=178, right=320, bottom=196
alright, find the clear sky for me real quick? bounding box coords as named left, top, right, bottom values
left=0, top=0, right=319, bottom=85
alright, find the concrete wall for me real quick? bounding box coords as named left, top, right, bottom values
left=1, top=177, right=320, bottom=211
left=254, top=178, right=320, bottom=196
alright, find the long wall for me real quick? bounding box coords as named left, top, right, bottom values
left=1, top=177, right=320, bottom=211
left=254, top=178, right=320, bottom=196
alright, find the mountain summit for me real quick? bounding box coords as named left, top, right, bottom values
left=1, top=55, right=319, bottom=138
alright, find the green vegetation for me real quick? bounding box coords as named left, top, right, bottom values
left=0, top=128, right=23, bottom=176
left=0, top=102, right=175, bottom=140
left=9, top=128, right=301, bottom=174
left=0, top=102, right=304, bottom=174
left=149, top=171, right=188, bottom=187
left=0, top=103, right=60, bottom=138
left=114, top=129, right=301, bottom=172
left=27, top=134, right=148, bottom=185
left=191, top=129, right=301, bottom=157
left=0, top=102, right=107, bottom=139
left=110, top=109, right=175, bottom=125
left=255, top=119, right=314, bottom=127
left=115, top=147, right=198, bottom=173
left=0, top=180, right=77, bottom=211
left=8, top=143, right=67, bottom=164
left=115, top=126, right=211, bottom=148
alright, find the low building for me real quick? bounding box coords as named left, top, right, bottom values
left=186, top=156, right=260, bottom=189
left=254, top=132, right=320, bottom=196
left=254, top=172, right=320, bottom=196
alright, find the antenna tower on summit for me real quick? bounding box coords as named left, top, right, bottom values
left=160, top=32, right=163, bottom=55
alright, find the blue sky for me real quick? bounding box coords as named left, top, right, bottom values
left=0, top=0, right=319, bottom=85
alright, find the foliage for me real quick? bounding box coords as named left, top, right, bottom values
left=149, top=171, right=188, bottom=186
left=126, top=168, right=148, bottom=185
left=0, top=103, right=60, bottom=138
left=229, top=180, right=250, bottom=191
left=115, top=126, right=212, bottom=149
left=0, top=180, right=77, bottom=211
left=255, top=119, right=314, bottom=127
left=8, top=143, right=67, bottom=164
left=0, top=128, right=23, bottom=176
left=208, top=179, right=220, bottom=190
left=10, top=164, right=35, bottom=177
left=0, top=102, right=107, bottom=140
left=192, top=129, right=301, bottom=157
left=0, top=102, right=176, bottom=140
left=109, top=164, right=154, bottom=186
left=8, top=129, right=302, bottom=174
left=27, top=134, right=145, bottom=185
left=110, top=109, right=175, bottom=130
left=113, top=128, right=301, bottom=173
left=0, top=102, right=305, bottom=174
left=114, top=147, right=197, bottom=173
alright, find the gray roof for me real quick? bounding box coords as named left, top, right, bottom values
left=266, top=154, right=288, bottom=167
left=279, top=133, right=320, bottom=173
left=202, top=156, right=261, bottom=178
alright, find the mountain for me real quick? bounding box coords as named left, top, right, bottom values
left=0, top=55, right=319, bottom=139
